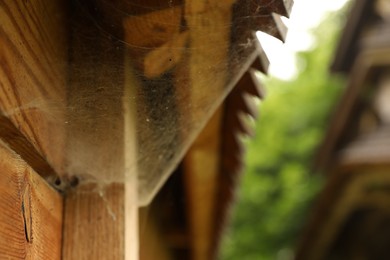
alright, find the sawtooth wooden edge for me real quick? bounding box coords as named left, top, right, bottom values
left=250, top=39, right=271, bottom=74
left=265, top=0, right=294, bottom=18
left=233, top=0, right=290, bottom=43
left=252, top=12, right=288, bottom=42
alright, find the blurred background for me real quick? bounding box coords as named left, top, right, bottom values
left=221, top=1, right=350, bottom=259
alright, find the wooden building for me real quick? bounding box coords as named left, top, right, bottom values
left=0, top=0, right=293, bottom=259
left=296, top=0, right=390, bottom=259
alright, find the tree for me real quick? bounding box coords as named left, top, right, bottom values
left=221, top=9, right=348, bottom=260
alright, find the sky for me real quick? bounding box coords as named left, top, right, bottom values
left=257, top=0, right=350, bottom=80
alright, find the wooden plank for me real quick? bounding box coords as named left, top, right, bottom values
left=62, top=78, right=139, bottom=259
left=63, top=3, right=139, bottom=259
left=139, top=208, right=173, bottom=260
left=0, top=0, right=68, bottom=177
left=182, top=1, right=233, bottom=259
left=0, top=114, right=56, bottom=181
left=0, top=141, right=63, bottom=259
left=184, top=1, right=232, bottom=120
left=62, top=183, right=126, bottom=260
left=183, top=108, right=224, bottom=260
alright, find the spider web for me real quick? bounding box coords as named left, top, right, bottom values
left=8, top=0, right=290, bottom=206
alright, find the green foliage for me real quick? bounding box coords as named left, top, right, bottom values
left=220, top=11, right=347, bottom=260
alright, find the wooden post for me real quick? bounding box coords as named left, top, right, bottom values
left=0, top=141, right=63, bottom=259
left=62, top=1, right=139, bottom=259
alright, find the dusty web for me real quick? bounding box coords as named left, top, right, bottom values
left=5, top=0, right=287, bottom=206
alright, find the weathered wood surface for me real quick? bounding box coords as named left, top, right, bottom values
left=0, top=114, right=57, bottom=180
left=62, top=3, right=139, bottom=259
left=0, top=0, right=68, bottom=177
left=62, top=183, right=130, bottom=260
left=0, top=141, right=63, bottom=259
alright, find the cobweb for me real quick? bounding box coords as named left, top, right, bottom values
left=17, top=0, right=288, bottom=206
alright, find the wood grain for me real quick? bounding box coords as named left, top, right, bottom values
left=182, top=1, right=232, bottom=259
left=62, top=3, right=139, bottom=259
left=0, top=141, right=63, bottom=259
left=62, top=182, right=138, bottom=260
left=62, top=183, right=126, bottom=260
left=0, top=0, right=68, bottom=176
left=0, top=114, right=56, bottom=180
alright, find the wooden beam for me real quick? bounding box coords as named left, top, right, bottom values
left=123, top=6, right=186, bottom=206
left=63, top=3, right=139, bottom=259
left=182, top=1, right=233, bottom=259
left=0, top=141, right=63, bottom=259
left=0, top=0, right=68, bottom=177
left=62, top=183, right=129, bottom=259
left=0, top=114, right=56, bottom=181
left=184, top=108, right=224, bottom=260
left=138, top=208, right=173, bottom=260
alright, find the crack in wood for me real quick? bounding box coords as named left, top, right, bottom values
left=21, top=184, right=33, bottom=243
